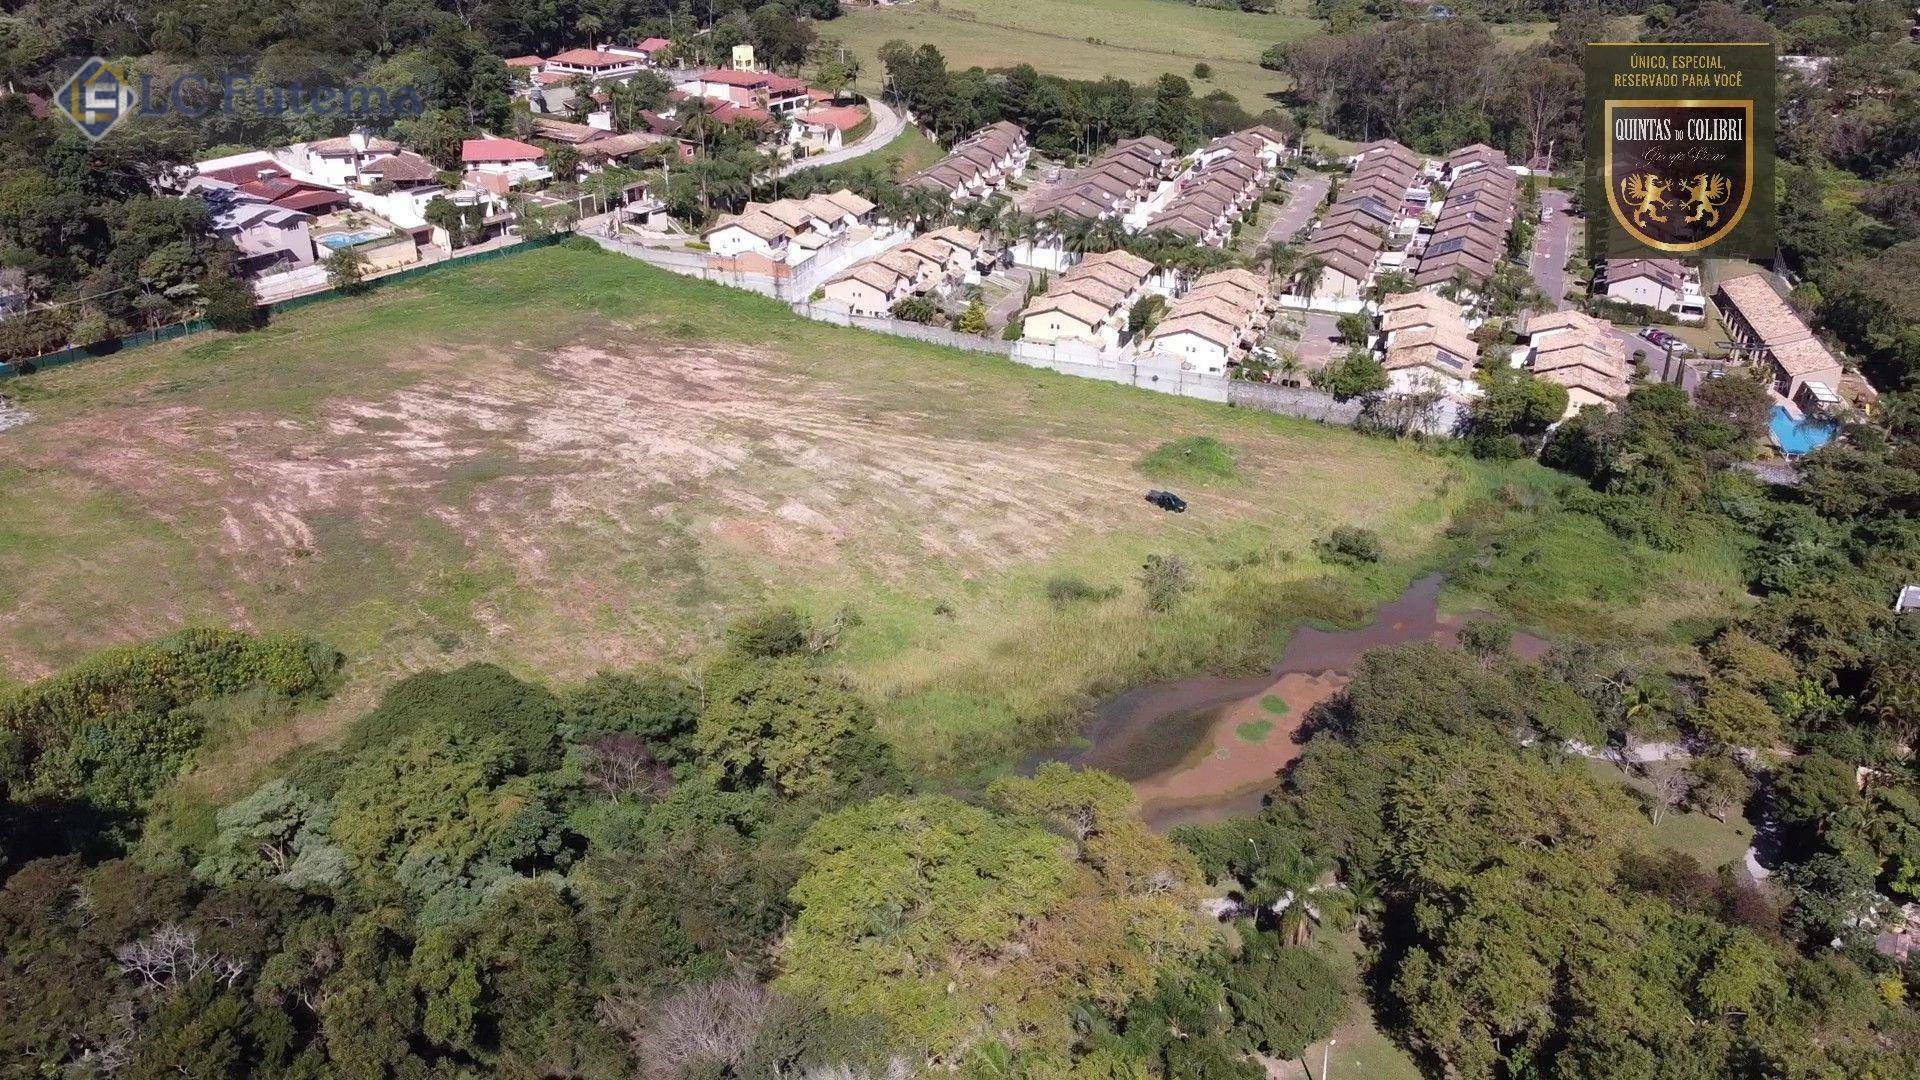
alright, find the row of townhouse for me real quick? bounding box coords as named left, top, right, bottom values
left=1713, top=273, right=1846, bottom=406
left=1412, top=144, right=1517, bottom=290
left=1143, top=268, right=1276, bottom=374
left=1594, top=257, right=1706, bottom=321
left=818, top=227, right=990, bottom=316
left=1020, top=249, right=1160, bottom=350
left=1037, top=136, right=1183, bottom=220
left=1140, top=128, right=1287, bottom=246
left=1514, top=309, right=1632, bottom=416
left=1300, top=139, right=1425, bottom=304
left=1375, top=290, right=1482, bottom=401
left=701, top=189, right=879, bottom=268
left=905, top=122, right=1031, bottom=202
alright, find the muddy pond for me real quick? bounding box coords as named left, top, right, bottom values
left=1034, top=574, right=1549, bottom=831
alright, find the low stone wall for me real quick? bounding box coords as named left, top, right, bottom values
left=1226, top=382, right=1364, bottom=424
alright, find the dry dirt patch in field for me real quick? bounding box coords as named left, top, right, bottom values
left=3, top=334, right=1254, bottom=683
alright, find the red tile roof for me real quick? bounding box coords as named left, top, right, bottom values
left=505, top=55, right=544, bottom=68
left=696, top=68, right=808, bottom=93
left=800, top=105, right=867, bottom=132
left=711, top=102, right=774, bottom=125
left=548, top=48, right=632, bottom=67
left=199, top=160, right=289, bottom=184
left=235, top=176, right=347, bottom=213
left=461, top=137, right=546, bottom=163
left=635, top=37, right=672, bottom=51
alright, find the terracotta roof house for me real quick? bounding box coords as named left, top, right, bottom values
left=821, top=260, right=914, bottom=317
left=236, top=175, right=350, bottom=214
left=793, top=105, right=870, bottom=152
left=576, top=131, right=667, bottom=164
left=1714, top=273, right=1845, bottom=399
left=1353, top=139, right=1424, bottom=172
left=1444, top=142, right=1508, bottom=178
left=1375, top=290, right=1481, bottom=397
left=462, top=137, right=545, bottom=163
left=361, top=151, right=439, bottom=185
left=545, top=48, right=641, bottom=78
left=1144, top=267, right=1271, bottom=374
left=686, top=68, right=812, bottom=116
left=1021, top=247, right=1156, bottom=350
left=1518, top=309, right=1630, bottom=414
left=1023, top=291, right=1124, bottom=348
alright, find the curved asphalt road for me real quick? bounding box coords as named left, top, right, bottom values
left=779, top=98, right=906, bottom=176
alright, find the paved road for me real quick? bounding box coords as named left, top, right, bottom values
left=985, top=267, right=1035, bottom=330
left=1297, top=310, right=1342, bottom=368
left=1530, top=188, right=1573, bottom=308
left=1260, top=173, right=1330, bottom=248
left=780, top=98, right=905, bottom=176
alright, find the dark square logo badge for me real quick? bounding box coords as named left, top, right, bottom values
left=1586, top=44, right=1774, bottom=258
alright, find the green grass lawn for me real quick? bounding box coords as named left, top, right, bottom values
left=868, top=122, right=946, bottom=175
left=0, top=242, right=1521, bottom=793
left=1307, top=929, right=1424, bottom=1080
left=831, top=0, right=1556, bottom=112
left=831, top=0, right=1320, bottom=110
left=1580, top=757, right=1757, bottom=871
left=1444, top=493, right=1750, bottom=644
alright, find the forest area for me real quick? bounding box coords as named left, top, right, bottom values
left=3, top=369, right=1919, bottom=1076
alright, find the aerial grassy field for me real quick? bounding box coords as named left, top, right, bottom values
left=868, top=122, right=947, bottom=174
left=833, top=0, right=1316, bottom=110
left=830, top=0, right=1557, bottom=112
left=0, top=242, right=1521, bottom=786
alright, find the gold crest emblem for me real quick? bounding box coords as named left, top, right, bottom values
left=1603, top=100, right=1753, bottom=253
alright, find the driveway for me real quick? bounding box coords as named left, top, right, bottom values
left=1260, top=172, right=1330, bottom=247
left=1530, top=188, right=1573, bottom=308
left=780, top=98, right=905, bottom=176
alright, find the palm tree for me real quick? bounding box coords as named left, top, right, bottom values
left=992, top=207, right=1034, bottom=254
left=1261, top=239, right=1299, bottom=285
left=1059, top=214, right=1096, bottom=256
left=1245, top=851, right=1354, bottom=946
left=1294, top=255, right=1326, bottom=300
left=574, top=12, right=603, bottom=48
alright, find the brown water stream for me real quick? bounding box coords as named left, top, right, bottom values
left=1036, top=574, right=1548, bottom=831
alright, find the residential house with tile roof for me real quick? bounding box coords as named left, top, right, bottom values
left=1595, top=258, right=1705, bottom=321
left=1714, top=273, right=1845, bottom=401
left=545, top=48, right=642, bottom=79
left=1517, top=309, right=1631, bottom=415
left=1145, top=268, right=1273, bottom=374
left=1297, top=144, right=1423, bottom=304
left=1415, top=158, right=1516, bottom=290
left=1377, top=290, right=1481, bottom=399
left=1021, top=248, right=1158, bottom=350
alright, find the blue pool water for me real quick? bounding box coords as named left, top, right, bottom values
left=318, top=230, right=386, bottom=251
left=1771, top=405, right=1837, bottom=456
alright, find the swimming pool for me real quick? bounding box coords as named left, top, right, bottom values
left=1771, top=405, right=1837, bottom=456
left=318, top=229, right=387, bottom=251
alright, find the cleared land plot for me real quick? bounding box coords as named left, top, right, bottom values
left=0, top=245, right=1495, bottom=780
